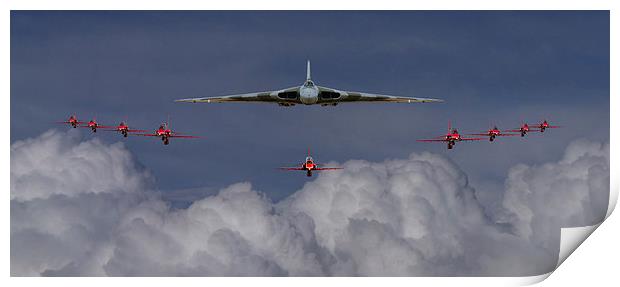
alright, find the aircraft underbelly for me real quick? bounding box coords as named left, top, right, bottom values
left=300, top=88, right=319, bottom=105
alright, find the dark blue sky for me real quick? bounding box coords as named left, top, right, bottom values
left=11, top=11, right=609, bottom=203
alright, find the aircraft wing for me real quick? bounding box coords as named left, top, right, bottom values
left=506, top=128, right=541, bottom=132
left=133, top=133, right=200, bottom=138
left=101, top=128, right=147, bottom=133
left=278, top=167, right=305, bottom=171
left=80, top=125, right=114, bottom=129
left=315, top=167, right=343, bottom=170
left=497, top=133, right=519, bottom=136
left=460, top=137, right=484, bottom=141
left=528, top=124, right=561, bottom=129
left=175, top=86, right=299, bottom=104
left=317, top=86, right=443, bottom=104
left=56, top=121, right=84, bottom=124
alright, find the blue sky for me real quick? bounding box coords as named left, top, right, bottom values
left=11, top=11, right=609, bottom=203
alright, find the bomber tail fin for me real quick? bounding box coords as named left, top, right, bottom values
left=306, top=60, right=311, bottom=81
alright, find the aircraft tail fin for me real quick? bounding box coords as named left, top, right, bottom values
left=306, top=60, right=311, bottom=81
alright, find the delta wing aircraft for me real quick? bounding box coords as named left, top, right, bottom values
left=175, top=61, right=443, bottom=106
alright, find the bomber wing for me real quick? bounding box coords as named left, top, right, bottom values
left=175, top=86, right=299, bottom=104
left=316, top=86, right=443, bottom=104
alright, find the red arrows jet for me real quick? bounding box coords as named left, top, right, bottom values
left=531, top=120, right=561, bottom=133
left=279, top=149, right=343, bottom=177
left=80, top=118, right=112, bottom=133
left=56, top=115, right=83, bottom=128
left=136, top=122, right=200, bottom=145
left=104, top=121, right=147, bottom=138
left=417, top=122, right=483, bottom=149
left=469, top=126, right=518, bottom=142
left=505, top=123, right=540, bottom=137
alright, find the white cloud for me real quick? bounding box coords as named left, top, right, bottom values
left=10, top=130, right=153, bottom=201
left=501, top=140, right=610, bottom=251
left=10, top=130, right=610, bottom=276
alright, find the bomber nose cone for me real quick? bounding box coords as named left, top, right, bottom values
left=300, top=88, right=318, bottom=105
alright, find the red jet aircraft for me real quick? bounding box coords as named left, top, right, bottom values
left=56, top=115, right=83, bottom=128
left=81, top=118, right=113, bottom=133
left=469, top=126, right=518, bottom=142
left=417, top=122, right=483, bottom=149
left=279, top=149, right=343, bottom=177
left=531, top=120, right=561, bottom=133
left=136, top=122, right=200, bottom=145
left=104, top=121, right=147, bottom=138
left=505, top=123, right=540, bottom=137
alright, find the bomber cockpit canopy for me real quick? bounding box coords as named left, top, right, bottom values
left=304, top=80, right=315, bottom=87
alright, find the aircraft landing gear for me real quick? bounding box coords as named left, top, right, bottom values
left=306, top=170, right=312, bottom=177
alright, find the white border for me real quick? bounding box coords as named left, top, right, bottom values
left=3, top=1, right=617, bottom=286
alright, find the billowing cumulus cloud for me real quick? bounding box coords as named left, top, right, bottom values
left=10, top=130, right=610, bottom=276
left=501, top=140, right=610, bottom=252
left=11, top=130, right=153, bottom=201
